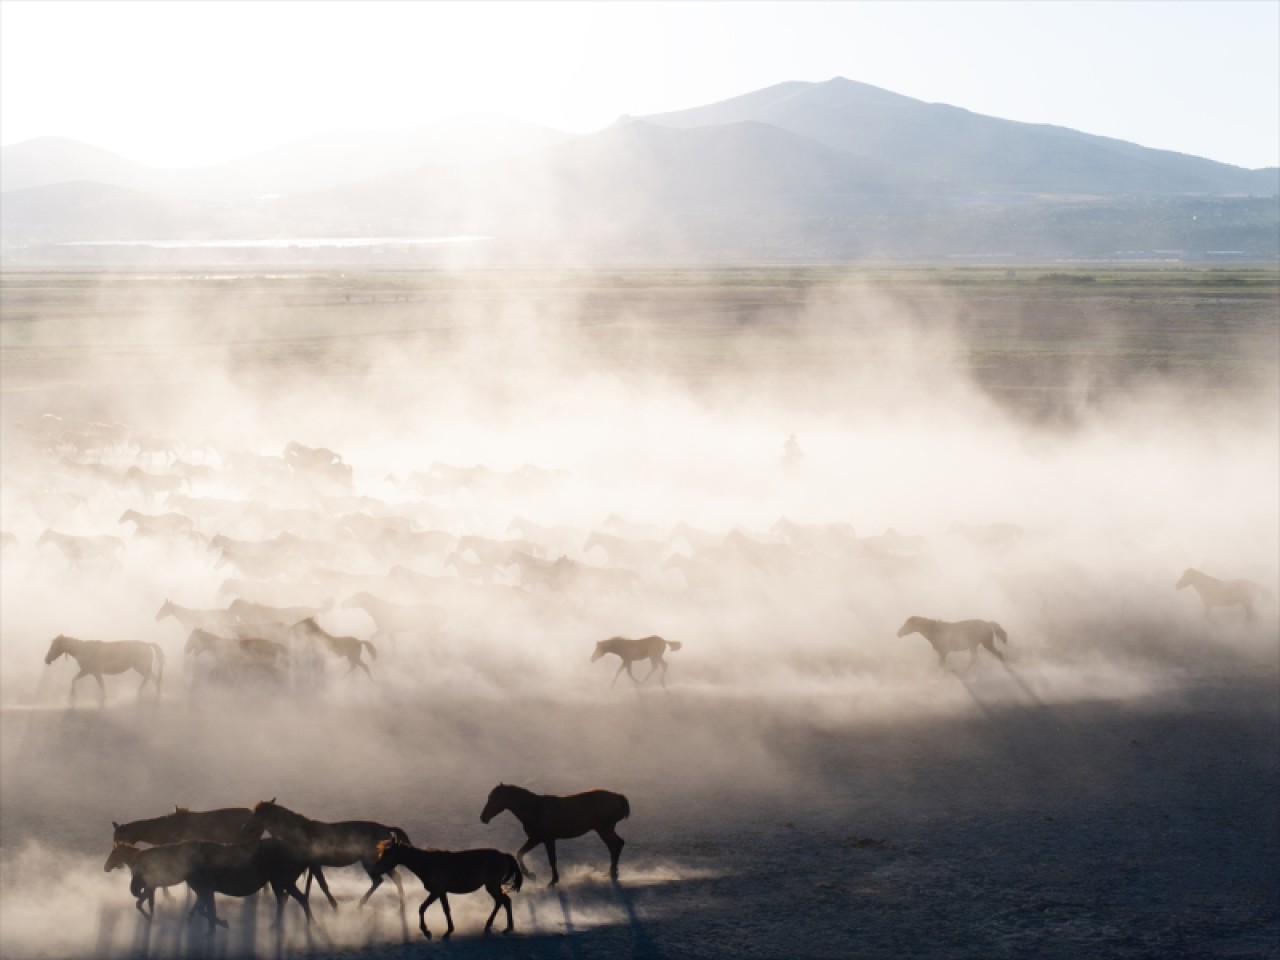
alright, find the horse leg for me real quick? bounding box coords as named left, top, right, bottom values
left=357, top=868, right=383, bottom=908
left=610, top=660, right=627, bottom=689
left=68, top=670, right=89, bottom=706
left=438, top=893, right=454, bottom=939
left=983, top=639, right=1005, bottom=663
left=597, top=827, right=625, bottom=881
left=135, top=668, right=149, bottom=699
left=311, top=866, right=339, bottom=910
left=625, top=661, right=640, bottom=686
left=418, top=893, right=438, bottom=939
left=93, top=672, right=107, bottom=707
left=357, top=659, right=373, bottom=680
left=515, top=838, right=539, bottom=881
left=545, top=839, right=560, bottom=886
left=640, top=658, right=660, bottom=685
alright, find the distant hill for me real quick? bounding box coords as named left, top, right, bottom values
left=643, top=77, right=1280, bottom=197
left=0, top=115, right=572, bottom=199
left=3, top=78, right=1276, bottom=261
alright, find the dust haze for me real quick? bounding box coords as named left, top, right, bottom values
left=1, top=268, right=1276, bottom=958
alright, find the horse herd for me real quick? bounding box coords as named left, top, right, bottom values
left=104, top=786, right=630, bottom=939
left=43, top=563, right=1266, bottom=707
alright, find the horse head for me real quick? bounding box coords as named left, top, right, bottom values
left=45, top=635, right=71, bottom=664
left=896, top=617, right=922, bottom=638
left=155, top=601, right=172, bottom=623
left=243, top=798, right=279, bottom=835
left=1175, top=569, right=1198, bottom=590
left=373, top=836, right=409, bottom=874
left=590, top=640, right=609, bottom=663
left=480, top=784, right=510, bottom=824
left=104, top=842, right=138, bottom=873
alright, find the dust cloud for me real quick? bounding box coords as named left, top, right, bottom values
left=0, top=269, right=1276, bottom=957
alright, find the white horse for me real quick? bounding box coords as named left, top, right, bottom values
left=1176, top=569, right=1270, bottom=622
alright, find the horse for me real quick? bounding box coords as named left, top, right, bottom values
left=583, top=531, right=667, bottom=569
left=113, top=806, right=262, bottom=847
left=372, top=838, right=521, bottom=939
left=480, top=783, right=630, bottom=885
left=185, top=628, right=289, bottom=676
left=340, top=592, right=439, bottom=641
left=591, top=635, right=683, bottom=688
left=107, top=839, right=312, bottom=932
left=897, top=616, right=1008, bottom=669
left=155, top=599, right=237, bottom=633
left=291, top=618, right=377, bottom=678
left=1176, top=568, right=1270, bottom=622
left=44, top=635, right=164, bottom=706
left=242, top=799, right=409, bottom=910
left=184, top=839, right=314, bottom=934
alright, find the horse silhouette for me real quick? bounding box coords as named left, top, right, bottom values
left=113, top=806, right=262, bottom=847
left=291, top=618, right=377, bottom=678
left=372, top=838, right=521, bottom=939
left=591, top=635, right=682, bottom=688
left=44, top=635, right=164, bottom=706
left=480, top=783, right=629, bottom=885
left=242, top=799, right=408, bottom=910
left=897, top=616, right=1007, bottom=669
left=1176, top=568, right=1270, bottom=622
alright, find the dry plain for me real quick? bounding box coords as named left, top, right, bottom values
left=0, top=266, right=1277, bottom=959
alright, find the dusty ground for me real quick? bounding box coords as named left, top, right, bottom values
left=1, top=267, right=1277, bottom=958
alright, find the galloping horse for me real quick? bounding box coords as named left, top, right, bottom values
left=36, top=529, right=125, bottom=571
left=44, top=635, right=165, bottom=706
left=897, top=616, right=1007, bottom=669
left=372, top=838, right=521, bottom=939
left=591, top=635, right=682, bottom=688
left=480, top=784, right=630, bottom=885
left=242, top=799, right=409, bottom=910
left=1176, top=568, right=1270, bottom=622
left=291, top=618, right=377, bottom=678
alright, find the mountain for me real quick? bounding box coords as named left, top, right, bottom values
left=3, top=79, right=1276, bottom=260
left=0, top=115, right=572, bottom=200
left=643, top=78, right=1280, bottom=197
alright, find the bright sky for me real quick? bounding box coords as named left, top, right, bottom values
left=2, top=0, right=1277, bottom=169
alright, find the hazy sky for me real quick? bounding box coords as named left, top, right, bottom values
left=2, top=0, right=1277, bottom=169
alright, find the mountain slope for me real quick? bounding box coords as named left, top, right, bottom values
left=644, top=77, right=1279, bottom=196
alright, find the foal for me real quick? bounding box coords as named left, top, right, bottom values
left=373, top=838, right=521, bottom=939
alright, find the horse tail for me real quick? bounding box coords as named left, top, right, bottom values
left=503, top=854, right=523, bottom=893
left=390, top=826, right=411, bottom=845
left=665, top=640, right=683, bottom=652
left=990, top=622, right=1008, bottom=645
left=361, top=640, right=379, bottom=661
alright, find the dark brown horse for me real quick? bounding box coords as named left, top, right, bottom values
left=105, top=838, right=310, bottom=932
left=480, top=784, right=629, bottom=885
left=113, top=806, right=262, bottom=847
left=372, top=838, right=521, bottom=939
left=44, top=635, right=164, bottom=706
left=242, top=799, right=408, bottom=910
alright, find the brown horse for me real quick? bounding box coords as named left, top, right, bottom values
left=897, top=616, right=1007, bottom=668
left=591, top=635, right=682, bottom=688
left=242, top=799, right=408, bottom=910
left=44, top=635, right=164, bottom=706
left=184, top=628, right=289, bottom=675
left=291, top=618, right=377, bottom=678
left=1176, top=568, right=1270, bottom=622
left=480, top=783, right=629, bottom=885
left=113, top=806, right=263, bottom=847
left=372, top=838, right=521, bottom=939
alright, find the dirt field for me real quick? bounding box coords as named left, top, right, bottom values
left=0, top=267, right=1276, bottom=959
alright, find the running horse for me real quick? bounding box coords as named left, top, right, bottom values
left=897, top=616, right=1007, bottom=669
left=113, top=806, right=262, bottom=846
left=44, top=635, right=165, bottom=706
left=480, top=783, right=630, bottom=885
left=242, top=799, right=409, bottom=910
left=591, top=635, right=682, bottom=688
left=1176, top=568, right=1271, bottom=622
left=372, top=838, right=521, bottom=939
left=291, top=617, right=377, bottom=678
